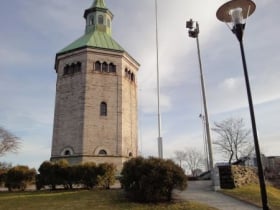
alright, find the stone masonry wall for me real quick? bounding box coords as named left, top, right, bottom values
left=231, top=165, right=259, bottom=188
left=51, top=48, right=139, bottom=171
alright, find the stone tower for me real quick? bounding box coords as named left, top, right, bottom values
left=51, top=0, right=139, bottom=170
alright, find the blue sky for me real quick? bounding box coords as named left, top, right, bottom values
left=1, top=0, right=279, bottom=169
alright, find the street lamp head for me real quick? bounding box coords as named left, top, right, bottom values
left=216, top=0, right=256, bottom=24
left=216, top=0, right=256, bottom=41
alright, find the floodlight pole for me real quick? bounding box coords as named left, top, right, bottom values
left=155, top=0, right=163, bottom=158
left=186, top=20, right=214, bottom=171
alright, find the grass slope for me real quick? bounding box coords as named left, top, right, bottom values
left=221, top=184, right=280, bottom=210
left=0, top=189, right=217, bottom=210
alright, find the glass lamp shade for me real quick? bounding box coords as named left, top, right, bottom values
left=216, top=0, right=256, bottom=23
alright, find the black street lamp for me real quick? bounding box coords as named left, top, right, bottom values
left=216, top=0, right=269, bottom=209
left=186, top=19, right=214, bottom=172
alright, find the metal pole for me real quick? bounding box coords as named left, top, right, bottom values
left=196, top=35, right=214, bottom=171
left=155, top=0, right=163, bottom=158
left=239, top=39, right=269, bottom=210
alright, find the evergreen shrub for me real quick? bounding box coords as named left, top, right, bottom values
left=120, top=157, right=187, bottom=202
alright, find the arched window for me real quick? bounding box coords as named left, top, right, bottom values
left=109, top=63, right=116, bottom=73
left=89, top=15, right=94, bottom=25
left=125, top=69, right=128, bottom=77
left=98, top=15, right=104, bottom=24
left=98, top=150, right=107, bottom=155
left=70, top=63, right=75, bottom=74
left=76, top=62, right=82, bottom=73
left=128, top=71, right=132, bottom=80
left=131, top=73, right=135, bottom=82
left=64, top=65, right=70, bottom=75
left=129, top=152, right=133, bottom=157
left=102, top=62, right=108, bottom=72
left=64, top=150, right=71, bottom=156
left=73, top=62, right=81, bottom=73
left=100, top=102, right=107, bottom=116
left=61, top=147, right=74, bottom=156
left=95, top=61, right=101, bottom=71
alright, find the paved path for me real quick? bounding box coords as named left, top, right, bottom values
left=176, top=181, right=262, bottom=210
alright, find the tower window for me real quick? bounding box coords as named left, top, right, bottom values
left=124, top=68, right=136, bottom=82
left=95, top=61, right=101, bottom=71
left=61, top=147, right=74, bottom=156
left=102, top=62, right=108, bottom=72
left=125, top=69, right=128, bottom=77
left=64, top=150, right=71, bottom=156
left=70, top=63, right=75, bottom=74
left=100, top=102, right=107, bottom=116
left=109, top=63, right=116, bottom=73
left=63, top=62, right=82, bottom=76
left=89, top=15, right=94, bottom=25
left=74, top=62, right=82, bottom=73
left=64, top=65, right=70, bottom=75
left=98, top=15, right=104, bottom=24
left=98, top=150, right=107, bottom=155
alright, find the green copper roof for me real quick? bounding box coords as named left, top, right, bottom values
left=92, top=0, right=106, bottom=9
left=58, top=31, right=124, bottom=54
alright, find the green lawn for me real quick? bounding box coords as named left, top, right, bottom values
left=0, top=189, right=217, bottom=210
left=221, top=184, right=280, bottom=210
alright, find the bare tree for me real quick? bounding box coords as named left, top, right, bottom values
left=212, top=118, right=253, bottom=164
left=174, top=150, right=186, bottom=168
left=0, top=127, right=21, bottom=156
left=174, top=148, right=204, bottom=176
left=183, top=148, right=204, bottom=176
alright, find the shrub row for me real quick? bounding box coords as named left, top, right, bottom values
left=120, top=157, right=187, bottom=202
left=37, top=160, right=116, bottom=190
left=3, top=165, right=36, bottom=191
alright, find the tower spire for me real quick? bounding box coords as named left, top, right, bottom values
left=92, top=0, right=107, bottom=8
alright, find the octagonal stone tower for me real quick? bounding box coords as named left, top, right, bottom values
left=51, top=0, right=140, bottom=171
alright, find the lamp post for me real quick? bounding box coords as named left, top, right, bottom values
left=186, top=19, right=214, bottom=172
left=217, top=1, right=269, bottom=209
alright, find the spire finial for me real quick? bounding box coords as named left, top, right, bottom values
left=92, top=0, right=106, bottom=9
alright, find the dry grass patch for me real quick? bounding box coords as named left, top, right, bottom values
left=0, top=189, right=217, bottom=210
left=221, top=184, right=280, bottom=209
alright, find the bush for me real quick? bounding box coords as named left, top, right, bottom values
left=37, top=160, right=117, bottom=190
left=97, top=163, right=116, bottom=189
left=0, top=162, right=12, bottom=187
left=5, top=165, right=36, bottom=191
left=37, top=161, right=56, bottom=190
left=80, top=162, right=98, bottom=189
left=121, top=157, right=187, bottom=202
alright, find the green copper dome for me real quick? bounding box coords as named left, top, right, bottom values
left=58, top=31, right=124, bottom=54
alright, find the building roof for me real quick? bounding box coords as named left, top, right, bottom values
left=57, top=31, right=124, bottom=55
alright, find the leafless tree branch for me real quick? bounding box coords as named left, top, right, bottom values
left=212, top=118, right=251, bottom=164
left=0, top=127, right=21, bottom=156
